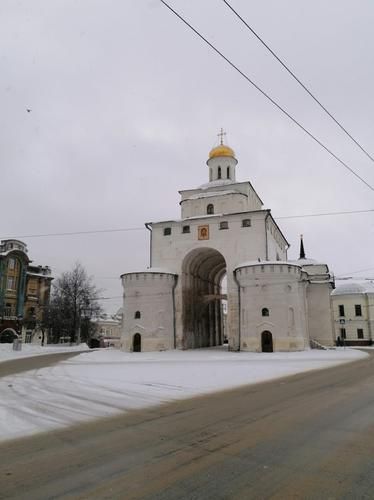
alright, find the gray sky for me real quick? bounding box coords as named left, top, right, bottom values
left=1, top=0, right=373, bottom=313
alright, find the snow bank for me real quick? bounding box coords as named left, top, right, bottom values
left=0, top=347, right=367, bottom=442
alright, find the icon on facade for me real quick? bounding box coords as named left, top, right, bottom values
left=198, top=225, right=209, bottom=240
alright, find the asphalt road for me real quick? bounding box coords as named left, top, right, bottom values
left=1, top=351, right=374, bottom=499
left=0, top=351, right=87, bottom=378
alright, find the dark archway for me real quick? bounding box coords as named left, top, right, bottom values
left=0, top=329, right=19, bottom=344
left=261, top=331, right=273, bottom=352
left=182, top=247, right=226, bottom=349
left=133, top=333, right=141, bottom=352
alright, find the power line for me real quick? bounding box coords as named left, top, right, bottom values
left=1, top=208, right=372, bottom=241
left=222, top=0, right=374, bottom=164
left=336, top=267, right=374, bottom=276
left=276, top=208, right=374, bottom=220
left=159, top=0, right=374, bottom=192
left=1, top=226, right=144, bottom=239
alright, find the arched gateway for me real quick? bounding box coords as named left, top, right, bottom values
left=120, top=134, right=334, bottom=352
left=0, top=328, right=19, bottom=344
left=182, top=248, right=226, bottom=349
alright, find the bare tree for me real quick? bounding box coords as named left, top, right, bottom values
left=48, top=263, right=102, bottom=344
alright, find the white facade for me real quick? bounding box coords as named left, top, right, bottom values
left=121, top=271, right=177, bottom=352
left=121, top=139, right=335, bottom=352
left=331, top=281, right=374, bottom=345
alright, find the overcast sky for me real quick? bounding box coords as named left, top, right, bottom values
left=1, top=0, right=373, bottom=313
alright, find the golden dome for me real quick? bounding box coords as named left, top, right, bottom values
left=208, top=144, right=236, bottom=159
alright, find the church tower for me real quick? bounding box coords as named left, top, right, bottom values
left=206, top=129, right=238, bottom=182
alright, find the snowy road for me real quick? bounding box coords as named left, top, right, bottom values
left=0, top=350, right=373, bottom=499
left=0, top=346, right=367, bottom=442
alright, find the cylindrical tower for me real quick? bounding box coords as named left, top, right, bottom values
left=206, top=143, right=238, bottom=182
left=120, top=270, right=177, bottom=352
left=235, top=262, right=309, bottom=352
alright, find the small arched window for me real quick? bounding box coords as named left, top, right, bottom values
left=226, top=166, right=230, bottom=179
left=262, top=308, right=269, bottom=317
left=218, top=166, right=222, bottom=179
left=134, top=311, right=141, bottom=319
left=207, top=204, right=214, bottom=215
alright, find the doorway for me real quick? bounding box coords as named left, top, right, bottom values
left=133, top=333, right=141, bottom=352
left=261, top=331, right=273, bottom=352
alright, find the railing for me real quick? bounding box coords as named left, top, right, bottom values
left=310, top=338, right=335, bottom=350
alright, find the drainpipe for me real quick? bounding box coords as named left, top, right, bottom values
left=172, top=275, right=178, bottom=349
left=366, top=293, right=373, bottom=344
left=145, top=223, right=152, bottom=268
left=264, top=211, right=270, bottom=260
left=233, top=269, right=241, bottom=352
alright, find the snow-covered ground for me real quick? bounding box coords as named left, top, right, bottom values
left=0, top=343, right=90, bottom=363
left=0, top=346, right=368, bottom=443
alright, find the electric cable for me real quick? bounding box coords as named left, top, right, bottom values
left=159, top=0, right=374, bottom=192
left=2, top=208, right=372, bottom=240
left=222, top=0, right=374, bottom=164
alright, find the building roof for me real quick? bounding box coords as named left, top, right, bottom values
left=120, top=267, right=176, bottom=278
left=235, top=260, right=300, bottom=270
left=208, top=144, right=235, bottom=160
left=182, top=190, right=243, bottom=201
left=332, top=280, right=374, bottom=296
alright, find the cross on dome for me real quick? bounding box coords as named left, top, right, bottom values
left=208, top=129, right=236, bottom=160
left=218, top=128, right=226, bottom=145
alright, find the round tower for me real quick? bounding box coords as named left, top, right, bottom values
left=235, top=262, right=309, bottom=352
left=121, top=270, right=177, bottom=352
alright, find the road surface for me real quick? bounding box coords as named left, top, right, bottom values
left=0, top=351, right=86, bottom=378
left=0, top=351, right=373, bottom=499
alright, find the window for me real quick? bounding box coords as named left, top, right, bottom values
left=357, top=328, right=364, bottom=339
left=134, top=311, right=141, bottom=319
left=340, top=328, right=346, bottom=339
left=207, top=204, right=214, bottom=215
left=226, top=166, right=230, bottom=179
left=262, top=308, right=269, bottom=317
left=355, top=304, right=362, bottom=317
left=182, top=225, right=190, bottom=234
left=338, top=305, right=345, bottom=317
left=242, top=219, right=251, bottom=227
left=218, top=166, right=222, bottom=179
left=163, top=227, right=171, bottom=236
left=219, top=221, right=229, bottom=230
left=8, top=258, right=15, bottom=270
left=6, top=277, right=15, bottom=290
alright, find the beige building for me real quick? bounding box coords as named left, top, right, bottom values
left=121, top=137, right=335, bottom=353
left=92, top=314, right=122, bottom=348
left=331, top=281, right=374, bottom=346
